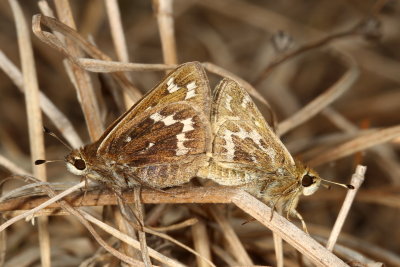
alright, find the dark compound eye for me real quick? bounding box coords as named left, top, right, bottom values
left=74, top=159, right=86, bottom=170
left=302, top=174, right=314, bottom=187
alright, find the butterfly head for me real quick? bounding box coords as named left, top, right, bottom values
left=65, top=149, right=88, bottom=176
left=300, top=168, right=321, bottom=196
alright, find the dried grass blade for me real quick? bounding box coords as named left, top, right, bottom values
left=153, top=0, right=178, bottom=65
left=326, top=165, right=366, bottom=251
left=191, top=219, right=212, bottom=267
left=105, top=0, right=134, bottom=108
left=9, top=1, right=50, bottom=266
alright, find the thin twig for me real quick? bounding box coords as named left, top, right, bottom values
left=326, top=165, right=366, bottom=251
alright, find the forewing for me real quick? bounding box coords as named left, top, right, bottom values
left=90, top=62, right=211, bottom=187
left=97, top=62, right=211, bottom=157
left=97, top=61, right=211, bottom=153
left=212, top=78, right=295, bottom=173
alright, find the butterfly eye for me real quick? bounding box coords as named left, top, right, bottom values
left=302, top=174, right=314, bottom=187
left=74, top=159, right=86, bottom=170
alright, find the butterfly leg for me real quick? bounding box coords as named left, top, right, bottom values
left=78, top=175, right=89, bottom=207
left=291, top=209, right=308, bottom=234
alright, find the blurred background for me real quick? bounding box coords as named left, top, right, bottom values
left=0, top=0, right=399, bottom=266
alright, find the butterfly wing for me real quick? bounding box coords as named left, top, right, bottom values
left=95, top=62, right=211, bottom=187
left=212, top=79, right=294, bottom=169
left=199, top=78, right=296, bottom=188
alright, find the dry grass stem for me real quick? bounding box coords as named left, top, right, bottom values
left=133, top=187, right=152, bottom=267
left=104, top=0, right=134, bottom=108
left=8, top=1, right=50, bottom=266
left=326, top=165, right=366, bottom=251
left=153, top=0, right=178, bottom=65
left=191, top=219, right=212, bottom=267
left=0, top=186, right=236, bottom=212
left=71, top=58, right=174, bottom=73
left=53, top=1, right=104, bottom=140
left=273, top=232, right=283, bottom=267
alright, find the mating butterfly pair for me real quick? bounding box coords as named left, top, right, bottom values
left=55, top=62, right=342, bottom=226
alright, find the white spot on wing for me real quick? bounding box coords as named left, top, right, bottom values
left=167, top=77, right=180, bottom=93
left=185, top=81, right=197, bottom=100
left=187, top=81, right=197, bottom=90
left=225, top=95, right=233, bottom=112
left=125, top=136, right=132, bottom=142
left=161, top=114, right=177, bottom=126
left=185, top=90, right=196, bottom=100
left=241, top=94, right=251, bottom=108
left=181, top=118, right=194, bottom=132
left=150, top=112, right=164, bottom=122
left=223, top=129, right=236, bottom=161
left=176, top=133, right=189, bottom=156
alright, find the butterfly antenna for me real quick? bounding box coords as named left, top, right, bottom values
left=34, top=159, right=63, bottom=165
left=43, top=126, right=72, bottom=151
left=321, top=178, right=354, bottom=189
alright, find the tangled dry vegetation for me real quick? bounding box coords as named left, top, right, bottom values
left=0, top=1, right=399, bottom=266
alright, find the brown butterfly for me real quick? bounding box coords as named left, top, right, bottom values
left=197, top=78, right=353, bottom=231
left=38, top=62, right=212, bottom=192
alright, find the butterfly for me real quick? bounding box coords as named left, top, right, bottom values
left=197, top=78, right=353, bottom=231
left=39, top=62, right=212, bottom=192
